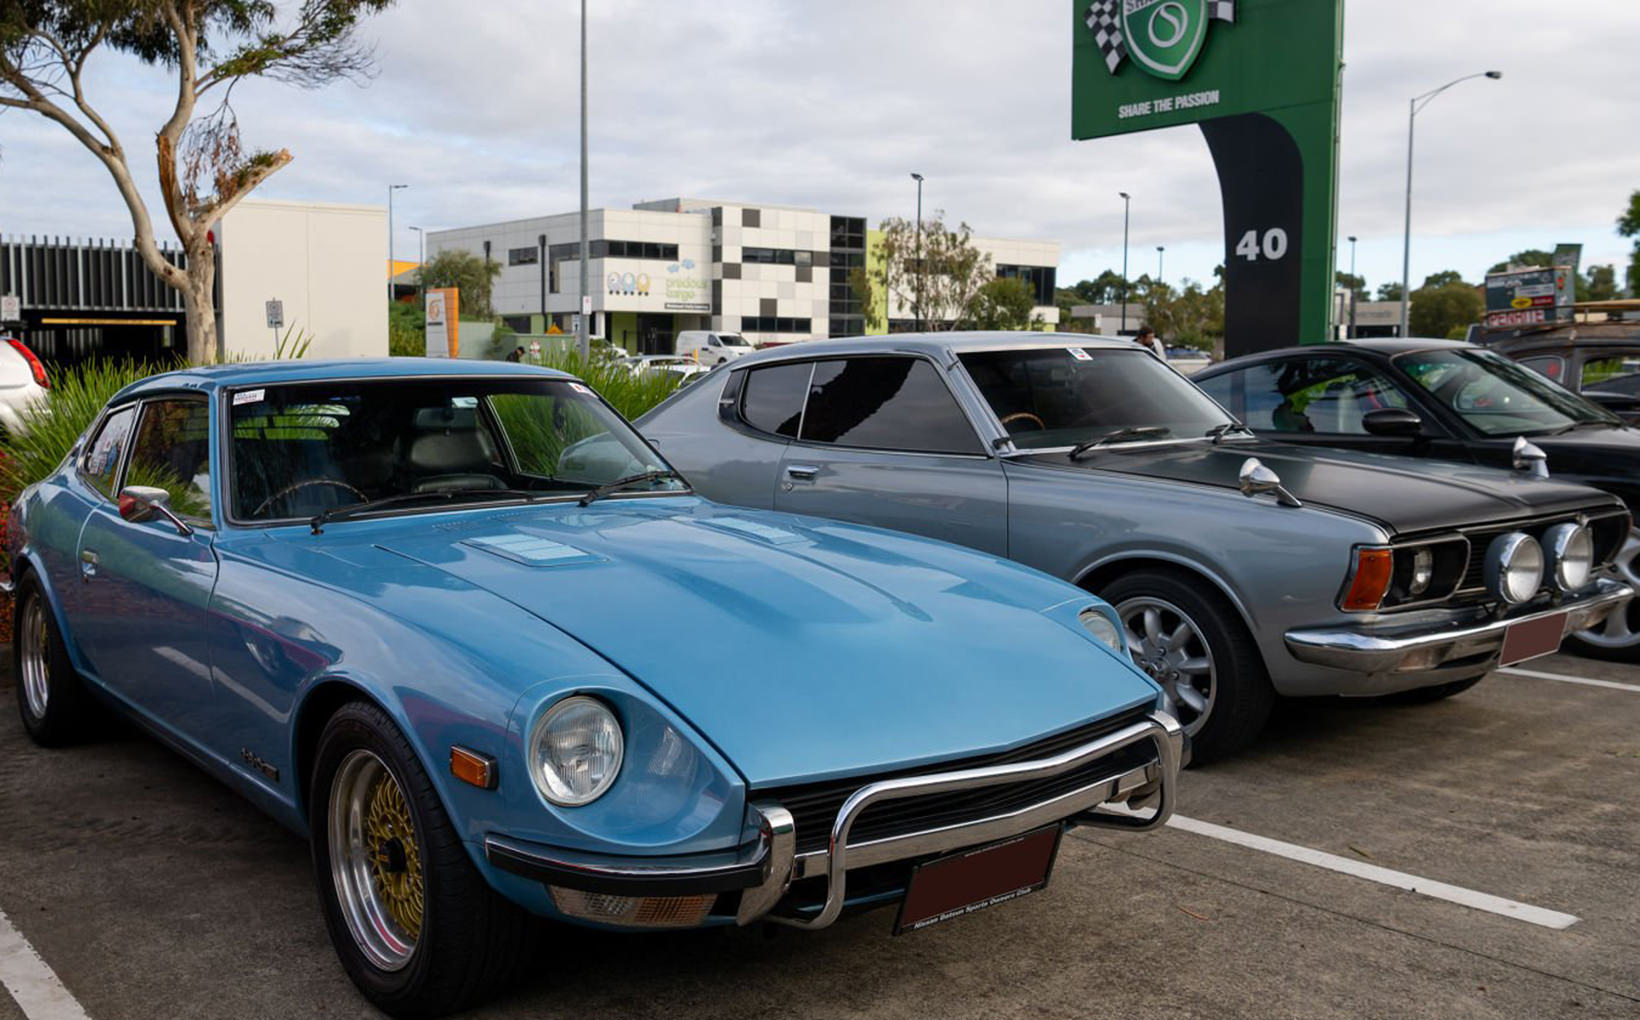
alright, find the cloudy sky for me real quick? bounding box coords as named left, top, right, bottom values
left=2, top=0, right=1637, bottom=296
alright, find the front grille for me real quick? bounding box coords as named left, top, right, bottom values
left=758, top=707, right=1155, bottom=856
left=1454, top=509, right=1629, bottom=596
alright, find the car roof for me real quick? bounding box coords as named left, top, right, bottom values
left=729, top=331, right=1146, bottom=367
left=1196, top=337, right=1477, bottom=372
left=111, top=357, right=571, bottom=402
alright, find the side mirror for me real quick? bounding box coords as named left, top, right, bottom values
left=1238, top=457, right=1303, bottom=508
left=119, top=485, right=193, bottom=535
left=1361, top=407, right=1423, bottom=437
left=1512, top=436, right=1550, bottom=479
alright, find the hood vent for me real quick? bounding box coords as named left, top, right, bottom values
left=462, top=533, right=601, bottom=568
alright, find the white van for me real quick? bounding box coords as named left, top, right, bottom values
left=676, top=330, right=756, bottom=366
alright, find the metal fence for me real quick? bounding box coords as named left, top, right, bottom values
left=0, top=235, right=187, bottom=313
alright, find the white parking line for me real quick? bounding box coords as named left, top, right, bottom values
left=1166, top=815, right=1580, bottom=930
left=0, top=906, right=91, bottom=1020
left=1498, top=665, right=1640, bottom=693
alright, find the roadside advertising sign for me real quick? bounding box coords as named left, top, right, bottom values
left=425, top=287, right=461, bottom=358
left=1485, top=267, right=1572, bottom=328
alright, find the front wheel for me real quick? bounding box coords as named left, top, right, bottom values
left=1563, top=528, right=1640, bottom=662
left=310, top=701, right=531, bottom=1018
left=1103, top=569, right=1274, bottom=764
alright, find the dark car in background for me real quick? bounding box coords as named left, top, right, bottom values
left=1195, top=338, right=1640, bottom=660
left=1479, top=333, right=1640, bottom=425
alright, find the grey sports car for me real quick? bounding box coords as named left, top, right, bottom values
left=639, top=333, right=1633, bottom=761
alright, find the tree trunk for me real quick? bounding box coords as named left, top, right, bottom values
left=181, top=256, right=218, bottom=365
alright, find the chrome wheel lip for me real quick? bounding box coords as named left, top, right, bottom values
left=328, top=749, right=419, bottom=973
left=1572, top=529, right=1640, bottom=650
left=1115, top=595, right=1217, bottom=738
left=18, top=596, right=50, bottom=721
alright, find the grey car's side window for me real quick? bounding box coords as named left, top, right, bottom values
left=78, top=405, right=137, bottom=499
left=1238, top=357, right=1411, bottom=435
left=740, top=362, right=812, bottom=438
left=800, top=357, right=982, bottom=455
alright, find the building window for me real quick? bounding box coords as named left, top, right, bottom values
left=743, top=247, right=817, bottom=266
left=508, top=246, right=539, bottom=266
left=741, top=317, right=812, bottom=333
left=742, top=208, right=761, bottom=228
left=995, top=264, right=1057, bottom=306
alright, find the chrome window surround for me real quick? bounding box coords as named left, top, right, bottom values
left=740, top=711, right=1183, bottom=930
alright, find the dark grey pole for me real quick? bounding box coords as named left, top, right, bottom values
left=911, top=172, right=924, bottom=332
left=1119, top=192, right=1130, bottom=334
left=387, top=184, right=406, bottom=304
left=577, top=0, right=590, bottom=357
left=1347, top=234, right=1358, bottom=339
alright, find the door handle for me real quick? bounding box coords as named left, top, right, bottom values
left=79, top=548, right=98, bottom=582
left=785, top=465, right=819, bottom=480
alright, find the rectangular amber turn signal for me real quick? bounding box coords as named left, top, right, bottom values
left=1342, top=547, right=1394, bottom=611
left=450, top=746, right=497, bottom=790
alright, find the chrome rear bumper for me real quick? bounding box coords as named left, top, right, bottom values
left=1284, top=577, right=1632, bottom=675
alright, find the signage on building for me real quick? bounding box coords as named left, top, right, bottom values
left=0, top=295, right=19, bottom=323
left=1485, top=267, right=1572, bottom=328
left=603, top=260, right=712, bottom=312
left=425, top=288, right=460, bottom=358
left=265, top=299, right=283, bottom=330
left=1072, top=0, right=1344, bottom=356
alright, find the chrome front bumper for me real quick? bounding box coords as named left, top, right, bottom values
left=485, top=711, right=1184, bottom=930
left=1284, top=576, right=1633, bottom=675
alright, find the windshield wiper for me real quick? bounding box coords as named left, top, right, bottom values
left=1205, top=422, right=1256, bottom=445
left=1069, top=426, right=1171, bottom=461
left=577, top=469, right=684, bottom=507
left=309, top=488, right=547, bottom=534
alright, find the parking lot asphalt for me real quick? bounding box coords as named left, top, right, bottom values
left=2, top=652, right=1637, bottom=1020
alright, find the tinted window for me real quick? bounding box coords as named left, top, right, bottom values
left=1195, top=373, right=1234, bottom=415
left=128, top=399, right=213, bottom=521
left=1518, top=355, right=1565, bottom=384
left=740, top=363, right=811, bottom=438
left=801, top=358, right=979, bottom=454
left=80, top=406, right=136, bottom=498
left=1234, top=357, right=1410, bottom=434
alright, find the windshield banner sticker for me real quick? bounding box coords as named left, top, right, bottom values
left=1068, top=348, right=1093, bottom=361
left=232, top=388, right=264, bottom=406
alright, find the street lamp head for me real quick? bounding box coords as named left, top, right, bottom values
left=1119, top=191, right=1130, bottom=200
left=910, top=172, right=924, bottom=182
left=1348, top=235, right=1357, bottom=242
left=1484, top=70, right=1502, bottom=79
left=390, top=183, right=408, bottom=191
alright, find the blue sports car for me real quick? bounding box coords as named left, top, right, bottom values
left=6, top=359, right=1182, bottom=1017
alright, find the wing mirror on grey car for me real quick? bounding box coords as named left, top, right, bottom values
left=1361, top=407, right=1423, bottom=437
left=1238, top=458, right=1302, bottom=508
left=119, top=484, right=193, bottom=535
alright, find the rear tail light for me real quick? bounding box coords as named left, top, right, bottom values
left=1341, top=547, right=1394, bottom=611
left=5, top=338, right=49, bottom=390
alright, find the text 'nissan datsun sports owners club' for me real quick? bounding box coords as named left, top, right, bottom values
left=7, top=359, right=1184, bottom=1018
left=639, top=333, right=1634, bottom=761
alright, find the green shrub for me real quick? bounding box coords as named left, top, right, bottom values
left=538, top=349, right=684, bottom=421
left=1, top=358, right=173, bottom=506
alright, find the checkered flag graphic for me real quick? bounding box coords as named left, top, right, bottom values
left=1208, top=0, right=1236, bottom=23
left=1085, top=0, right=1127, bottom=74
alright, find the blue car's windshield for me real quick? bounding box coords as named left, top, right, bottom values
left=229, top=377, right=683, bottom=522
left=959, top=346, right=1235, bottom=451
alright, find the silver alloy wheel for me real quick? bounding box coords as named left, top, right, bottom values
left=18, top=596, right=50, bottom=720
left=1572, top=528, right=1640, bottom=650
left=1116, top=596, right=1217, bottom=736
left=328, top=748, right=422, bottom=972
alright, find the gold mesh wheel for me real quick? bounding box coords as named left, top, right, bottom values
left=329, top=749, right=424, bottom=971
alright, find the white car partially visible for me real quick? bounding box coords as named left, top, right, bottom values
left=0, top=337, right=50, bottom=432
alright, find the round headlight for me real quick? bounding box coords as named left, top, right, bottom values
left=1543, top=522, right=1594, bottom=591
left=529, top=696, right=624, bottom=806
left=1408, top=547, right=1435, bottom=596
left=1484, top=532, right=1543, bottom=605
left=1079, top=607, right=1125, bottom=652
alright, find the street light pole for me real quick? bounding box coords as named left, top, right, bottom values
left=1400, top=70, right=1502, bottom=337
left=1347, top=235, right=1358, bottom=339
left=910, top=172, right=924, bottom=333
left=1119, top=192, right=1130, bottom=334
left=577, top=0, right=590, bottom=358
left=387, top=183, right=407, bottom=303
left=409, top=226, right=424, bottom=302
left=1156, top=245, right=1165, bottom=286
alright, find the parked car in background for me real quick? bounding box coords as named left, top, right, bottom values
left=8, top=358, right=1182, bottom=1017
left=640, top=333, right=1632, bottom=760
left=676, top=329, right=756, bottom=366
left=1194, top=338, right=1640, bottom=660
left=1478, top=333, right=1640, bottom=425
left=622, top=354, right=710, bottom=385
left=0, top=335, right=51, bottom=432
left=1165, top=346, right=1213, bottom=376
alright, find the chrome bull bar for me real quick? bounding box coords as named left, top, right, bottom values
left=738, top=710, right=1184, bottom=929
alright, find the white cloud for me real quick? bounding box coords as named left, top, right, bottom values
left=2, top=0, right=1636, bottom=294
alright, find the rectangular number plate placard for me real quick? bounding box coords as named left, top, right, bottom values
left=1499, top=612, right=1567, bottom=666
left=893, top=825, right=1063, bottom=936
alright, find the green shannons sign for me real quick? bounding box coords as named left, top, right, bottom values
left=1088, top=0, right=1237, bottom=82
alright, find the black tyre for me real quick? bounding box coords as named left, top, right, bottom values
left=310, top=700, right=531, bottom=1018
left=13, top=573, right=95, bottom=746
left=1389, top=676, right=1483, bottom=704
left=1102, top=568, right=1274, bottom=764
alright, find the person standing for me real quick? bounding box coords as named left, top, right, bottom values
left=1134, top=326, right=1167, bottom=361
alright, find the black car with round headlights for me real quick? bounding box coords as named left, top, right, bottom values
left=1196, top=337, right=1640, bottom=661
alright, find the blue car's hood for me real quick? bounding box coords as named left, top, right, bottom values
left=369, top=497, right=1157, bottom=787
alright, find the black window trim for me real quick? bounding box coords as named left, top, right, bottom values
left=731, top=353, right=991, bottom=459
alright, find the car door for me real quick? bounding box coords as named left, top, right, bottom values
left=771, top=354, right=1009, bottom=556
left=67, top=396, right=220, bottom=732
left=1201, top=354, right=1459, bottom=458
